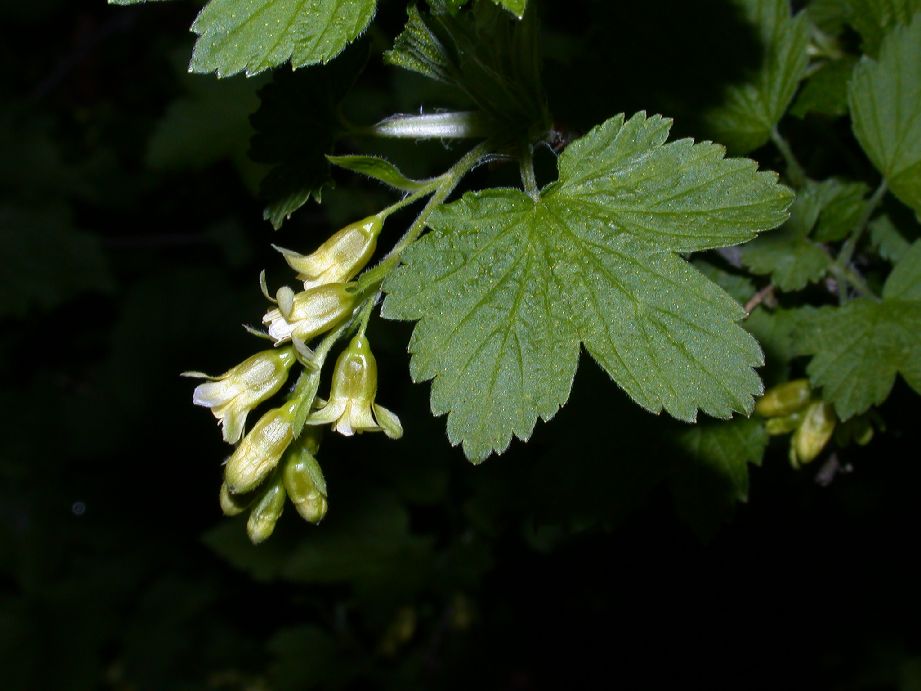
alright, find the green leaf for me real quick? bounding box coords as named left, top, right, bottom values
left=790, top=57, right=856, bottom=119
left=797, top=262, right=921, bottom=417
left=249, top=48, right=365, bottom=228
left=848, top=14, right=921, bottom=217
left=692, top=260, right=756, bottom=305
left=491, top=0, right=525, bottom=18
left=741, top=183, right=832, bottom=291
left=147, top=75, right=262, bottom=171
left=813, top=179, right=869, bottom=242
left=845, top=0, right=921, bottom=55
left=189, top=0, right=376, bottom=77
left=705, top=0, right=809, bottom=152
left=0, top=205, right=112, bottom=317
left=383, top=112, right=792, bottom=461
left=870, top=214, right=912, bottom=262
left=883, top=240, right=921, bottom=300
left=326, top=155, right=429, bottom=192
left=669, top=415, right=768, bottom=540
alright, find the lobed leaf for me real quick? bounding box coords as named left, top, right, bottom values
left=384, top=112, right=792, bottom=461
left=189, top=0, right=376, bottom=77
left=848, top=14, right=921, bottom=217
left=705, top=0, right=809, bottom=152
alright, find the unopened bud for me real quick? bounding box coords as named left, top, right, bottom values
left=756, top=379, right=811, bottom=418
left=283, top=438, right=328, bottom=524
left=790, top=401, right=836, bottom=467
left=246, top=477, right=286, bottom=545
left=765, top=412, right=803, bottom=436
left=224, top=400, right=297, bottom=494
left=219, top=482, right=251, bottom=516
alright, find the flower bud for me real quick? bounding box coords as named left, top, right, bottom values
left=307, top=335, right=403, bottom=439
left=262, top=283, right=356, bottom=344
left=274, top=215, right=383, bottom=290
left=755, top=379, right=811, bottom=418
left=790, top=401, right=836, bottom=467
left=185, top=347, right=296, bottom=443
left=283, top=438, right=328, bottom=524
left=765, top=412, right=803, bottom=436
left=224, top=400, right=297, bottom=494
left=219, top=482, right=252, bottom=516
left=246, top=477, right=286, bottom=545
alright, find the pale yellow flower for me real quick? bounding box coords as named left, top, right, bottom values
left=185, top=347, right=296, bottom=444
left=273, top=214, right=382, bottom=290
left=262, top=283, right=356, bottom=343
left=224, top=399, right=298, bottom=494
left=307, top=335, right=403, bottom=439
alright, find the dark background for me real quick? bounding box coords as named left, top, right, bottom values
left=2, top=1, right=919, bottom=689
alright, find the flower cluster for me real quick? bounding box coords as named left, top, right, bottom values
left=187, top=214, right=403, bottom=544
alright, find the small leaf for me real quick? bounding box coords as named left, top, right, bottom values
left=384, top=112, right=792, bottom=461
left=882, top=240, right=921, bottom=300
left=327, top=155, right=429, bottom=192
left=790, top=57, right=856, bottom=119
left=848, top=14, right=921, bottom=217
left=669, top=416, right=768, bottom=540
left=189, top=0, right=375, bottom=77
left=845, top=0, right=921, bottom=55
left=741, top=183, right=832, bottom=291
left=797, top=281, right=921, bottom=418
left=870, top=214, right=912, bottom=263
left=705, top=0, right=809, bottom=152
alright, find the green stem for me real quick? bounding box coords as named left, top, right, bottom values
left=520, top=145, right=539, bottom=201
left=377, top=177, right=445, bottom=220
left=770, top=127, right=806, bottom=188
left=356, top=141, right=491, bottom=296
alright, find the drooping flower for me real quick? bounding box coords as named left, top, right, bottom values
left=246, top=475, right=286, bottom=544
left=283, top=434, right=328, bottom=524
left=185, top=347, right=296, bottom=444
left=224, top=399, right=298, bottom=494
left=273, top=214, right=383, bottom=290
left=307, top=335, right=403, bottom=439
left=262, top=282, right=356, bottom=344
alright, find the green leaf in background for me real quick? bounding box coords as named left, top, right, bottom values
left=812, top=179, right=869, bottom=242
left=849, top=14, right=921, bottom=218
left=147, top=75, right=262, bottom=172
left=0, top=205, right=112, bottom=317
left=249, top=46, right=365, bottom=228
left=706, top=0, right=809, bottom=152
left=383, top=113, right=792, bottom=461
left=669, top=416, right=768, bottom=540
left=327, top=155, right=429, bottom=192
left=870, top=214, right=912, bottom=263
left=797, top=242, right=921, bottom=418
left=790, top=57, right=856, bottom=119
left=845, top=0, right=921, bottom=55
left=741, top=182, right=832, bottom=291
left=188, top=0, right=375, bottom=77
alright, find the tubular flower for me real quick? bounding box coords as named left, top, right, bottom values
left=307, top=335, right=403, bottom=439
left=273, top=214, right=383, bottom=290
left=262, top=283, right=356, bottom=343
left=246, top=475, right=286, bottom=544
left=185, top=347, right=296, bottom=444
left=224, top=400, right=298, bottom=495
left=283, top=435, right=328, bottom=524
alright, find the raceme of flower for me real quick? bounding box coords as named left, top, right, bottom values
left=308, top=335, right=403, bottom=439
left=273, top=214, right=383, bottom=290
left=262, top=282, right=357, bottom=343
left=184, top=347, right=297, bottom=443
